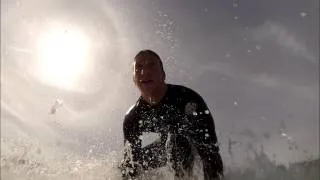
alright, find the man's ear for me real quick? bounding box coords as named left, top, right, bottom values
left=162, top=71, right=166, bottom=82
left=133, top=75, right=137, bottom=84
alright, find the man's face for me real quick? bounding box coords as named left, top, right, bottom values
left=133, top=55, right=165, bottom=95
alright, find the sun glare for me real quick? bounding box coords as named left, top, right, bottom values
left=36, top=25, right=90, bottom=91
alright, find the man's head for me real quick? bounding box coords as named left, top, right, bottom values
left=133, top=50, right=166, bottom=96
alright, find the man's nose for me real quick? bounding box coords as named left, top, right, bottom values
left=140, top=68, right=151, bottom=76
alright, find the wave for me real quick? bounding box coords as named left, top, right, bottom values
left=1, top=102, right=318, bottom=180
left=1, top=135, right=319, bottom=180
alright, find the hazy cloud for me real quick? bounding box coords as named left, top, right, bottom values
left=252, top=21, right=317, bottom=64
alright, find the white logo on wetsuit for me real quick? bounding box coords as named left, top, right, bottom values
left=139, top=132, right=161, bottom=148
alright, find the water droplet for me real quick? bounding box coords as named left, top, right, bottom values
left=234, top=101, right=238, bottom=106
left=205, top=110, right=210, bottom=114
left=205, top=133, right=210, bottom=137
left=234, top=16, right=239, bottom=20
left=261, top=116, right=267, bottom=121
left=143, top=161, right=148, bottom=166
left=225, top=53, right=231, bottom=58
left=247, top=49, right=252, bottom=53
left=300, top=12, right=307, bottom=17
left=193, top=112, right=198, bottom=116
left=255, top=45, right=262, bottom=50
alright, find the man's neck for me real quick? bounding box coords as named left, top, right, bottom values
left=142, top=83, right=168, bottom=105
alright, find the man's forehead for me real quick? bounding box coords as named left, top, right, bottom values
left=134, top=55, right=158, bottom=64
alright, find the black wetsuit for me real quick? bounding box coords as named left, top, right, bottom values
left=121, top=84, right=223, bottom=179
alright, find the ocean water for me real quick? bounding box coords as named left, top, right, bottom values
left=1, top=110, right=319, bottom=180
left=1, top=138, right=319, bottom=180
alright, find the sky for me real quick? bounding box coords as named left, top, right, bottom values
left=1, top=0, right=319, bottom=166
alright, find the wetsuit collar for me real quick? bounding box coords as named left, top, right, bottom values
left=139, top=84, right=171, bottom=107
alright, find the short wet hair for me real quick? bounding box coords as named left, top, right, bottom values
left=134, top=49, right=165, bottom=74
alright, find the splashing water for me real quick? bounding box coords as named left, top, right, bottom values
left=1, top=105, right=319, bottom=180
left=1, top=100, right=319, bottom=180
left=2, top=130, right=319, bottom=180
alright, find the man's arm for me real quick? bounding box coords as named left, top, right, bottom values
left=121, top=115, right=142, bottom=179
left=184, top=92, right=224, bottom=180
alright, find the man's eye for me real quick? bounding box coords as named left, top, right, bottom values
left=135, top=64, right=143, bottom=70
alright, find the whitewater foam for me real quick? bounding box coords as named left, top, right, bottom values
left=1, top=136, right=319, bottom=180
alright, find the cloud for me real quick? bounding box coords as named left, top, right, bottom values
left=252, top=73, right=317, bottom=100
left=252, top=21, right=317, bottom=64
left=251, top=73, right=279, bottom=88
left=196, top=61, right=317, bottom=101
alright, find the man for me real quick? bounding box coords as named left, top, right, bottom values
left=120, top=50, right=223, bottom=179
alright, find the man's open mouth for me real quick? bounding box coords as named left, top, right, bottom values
left=140, top=80, right=153, bottom=84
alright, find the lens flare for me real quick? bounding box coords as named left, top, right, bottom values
left=35, top=24, right=90, bottom=91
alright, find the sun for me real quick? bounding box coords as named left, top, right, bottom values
left=35, top=25, right=90, bottom=91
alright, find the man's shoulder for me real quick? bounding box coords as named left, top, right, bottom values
left=168, top=84, right=201, bottom=98
left=124, top=98, right=142, bottom=122
left=167, top=84, right=211, bottom=117
left=125, top=104, right=137, bottom=116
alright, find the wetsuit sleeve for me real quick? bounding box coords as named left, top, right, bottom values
left=185, top=92, right=224, bottom=179
left=121, top=115, right=142, bottom=179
